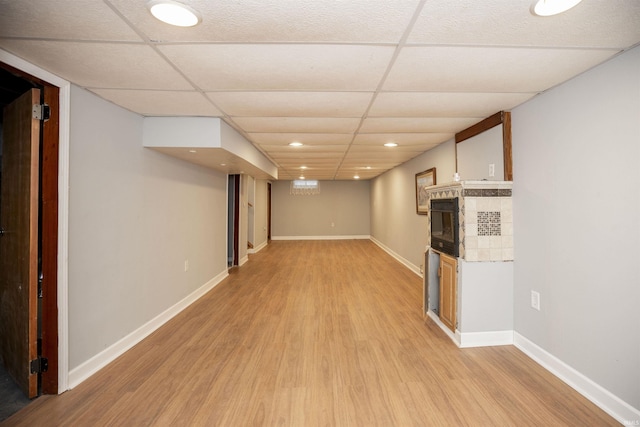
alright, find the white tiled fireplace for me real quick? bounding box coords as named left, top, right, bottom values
left=426, top=180, right=513, bottom=262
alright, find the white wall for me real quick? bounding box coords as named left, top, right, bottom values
left=512, top=46, right=640, bottom=411
left=252, top=179, right=269, bottom=250
left=68, top=86, right=228, bottom=370
left=271, top=180, right=370, bottom=238
left=370, top=140, right=456, bottom=270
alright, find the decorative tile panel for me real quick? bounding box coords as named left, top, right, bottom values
left=426, top=180, right=513, bottom=262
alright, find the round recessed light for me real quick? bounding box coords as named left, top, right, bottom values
left=384, top=142, right=398, bottom=147
left=354, top=175, right=360, bottom=180
left=148, top=0, right=202, bottom=27
left=531, top=0, right=583, bottom=16
left=188, top=149, right=197, bottom=153
left=289, top=141, right=303, bottom=147
left=299, top=176, right=305, bottom=180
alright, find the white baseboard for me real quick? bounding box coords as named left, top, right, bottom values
left=459, top=330, right=513, bottom=348
left=514, top=332, right=640, bottom=425
left=370, top=236, right=422, bottom=277
left=68, top=270, right=229, bottom=389
left=249, top=240, right=268, bottom=254
left=426, top=310, right=460, bottom=346
left=239, top=255, right=249, bottom=266
left=271, top=235, right=370, bottom=241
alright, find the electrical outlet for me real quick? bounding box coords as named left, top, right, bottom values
left=489, top=163, right=495, bottom=177
left=184, top=260, right=189, bottom=272
left=331, top=222, right=335, bottom=227
left=531, top=290, right=540, bottom=311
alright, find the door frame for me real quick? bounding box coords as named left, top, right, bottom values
left=1, top=50, right=71, bottom=393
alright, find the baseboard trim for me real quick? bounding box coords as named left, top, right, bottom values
left=68, top=270, right=229, bottom=389
left=459, top=330, right=513, bottom=348
left=513, top=332, right=640, bottom=425
left=426, top=310, right=460, bottom=346
left=271, top=235, right=370, bottom=241
left=249, top=240, right=268, bottom=254
left=370, top=236, right=422, bottom=277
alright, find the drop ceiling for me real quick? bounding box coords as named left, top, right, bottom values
left=1, top=0, right=639, bottom=180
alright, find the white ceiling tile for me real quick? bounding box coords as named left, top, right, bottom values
left=384, top=46, right=618, bottom=92
left=91, top=89, right=222, bottom=116
left=369, top=92, right=536, bottom=117
left=0, top=40, right=193, bottom=90
left=360, top=117, right=481, bottom=133
left=159, top=44, right=396, bottom=91
left=249, top=134, right=353, bottom=146
left=408, top=0, right=640, bottom=49
left=110, top=0, right=420, bottom=43
left=233, top=117, right=360, bottom=133
left=352, top=133, right=451, bottom=147
left=0, top=0, right=142, bottom=41
left=208, top=92, right=373, bottom=117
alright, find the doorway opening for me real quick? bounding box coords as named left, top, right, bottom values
left=0, top=63, right=60, bottom=418
left=227, top=174, right=240, bottom=268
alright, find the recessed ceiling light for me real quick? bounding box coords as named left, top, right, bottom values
left=220, top=163, right=226, bottom=166
left=354, top=175, right=360, bottom=180
left=299, top=175, right=305, bottom=180
left=531, top=0, right=583, bottom=16
left=300, top=166, right=308, bottom=169
left=147, top=0, right=202, bottom=27
left=188, top=149, right=197, bottom=153
left=289, top=142, right=303, bottom=147
left=365, top=166, right=372, bottom=169
left=384, top=142, right=398, bottom=147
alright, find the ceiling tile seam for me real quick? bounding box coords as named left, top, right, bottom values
left=103, top=0, right=283, bottom=178
left=332, top=0, right=428, bottom=180
left=400, top=43, right=626, bottom=52
left=102, top=0, right=234, bottom=120
left=0, top=36, right=148, bottom=45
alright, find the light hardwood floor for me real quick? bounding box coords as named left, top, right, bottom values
left=4, top=240, right=616, bottom=426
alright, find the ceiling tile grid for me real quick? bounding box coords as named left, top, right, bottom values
left=1, top=0, right=639, bottom=180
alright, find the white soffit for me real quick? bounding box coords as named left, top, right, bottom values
left=143, top=117, right=277, bottom=179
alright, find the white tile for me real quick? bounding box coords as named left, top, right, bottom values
left=0, top=40, right=193, bottom=90
left=208, top=92, right=374, bottom=117
left=160, top=44, right=395, bottom=91
left=111, top=0, right=421, bottom=43
left=91, top=89, right=221, bottom=116
left=408, top=0, right=640, bottom=49
left=369, top=92, right=535, bottom=118
left=234, top=117, right=360, bottom=133
left=360, top=117, right=480, bottom=133
left=384, top=46, right=617, bottom=92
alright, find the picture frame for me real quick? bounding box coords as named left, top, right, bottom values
left=415, top=167, right=436, bottom=215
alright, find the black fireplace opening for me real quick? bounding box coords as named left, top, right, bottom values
left=430, top=198, right=459, bottom=257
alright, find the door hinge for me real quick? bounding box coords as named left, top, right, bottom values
left=32, top=103, right=50, bottom=121
left=30, top=357, right=49, bottom=374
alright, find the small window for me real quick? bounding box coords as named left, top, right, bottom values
left=290, top=180, right=320, bottom=195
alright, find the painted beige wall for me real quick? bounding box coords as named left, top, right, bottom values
left=370, top=140, right=456, bottom=271
left=271, top=180, right=370, bottom=238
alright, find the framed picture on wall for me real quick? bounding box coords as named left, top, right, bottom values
left=415, top=168, right=436, bottom=215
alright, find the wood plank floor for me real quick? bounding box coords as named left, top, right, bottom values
left=4, top=240, right=616, bottom=426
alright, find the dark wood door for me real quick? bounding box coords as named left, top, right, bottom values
left=0, top=88, right=41, bottom=398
